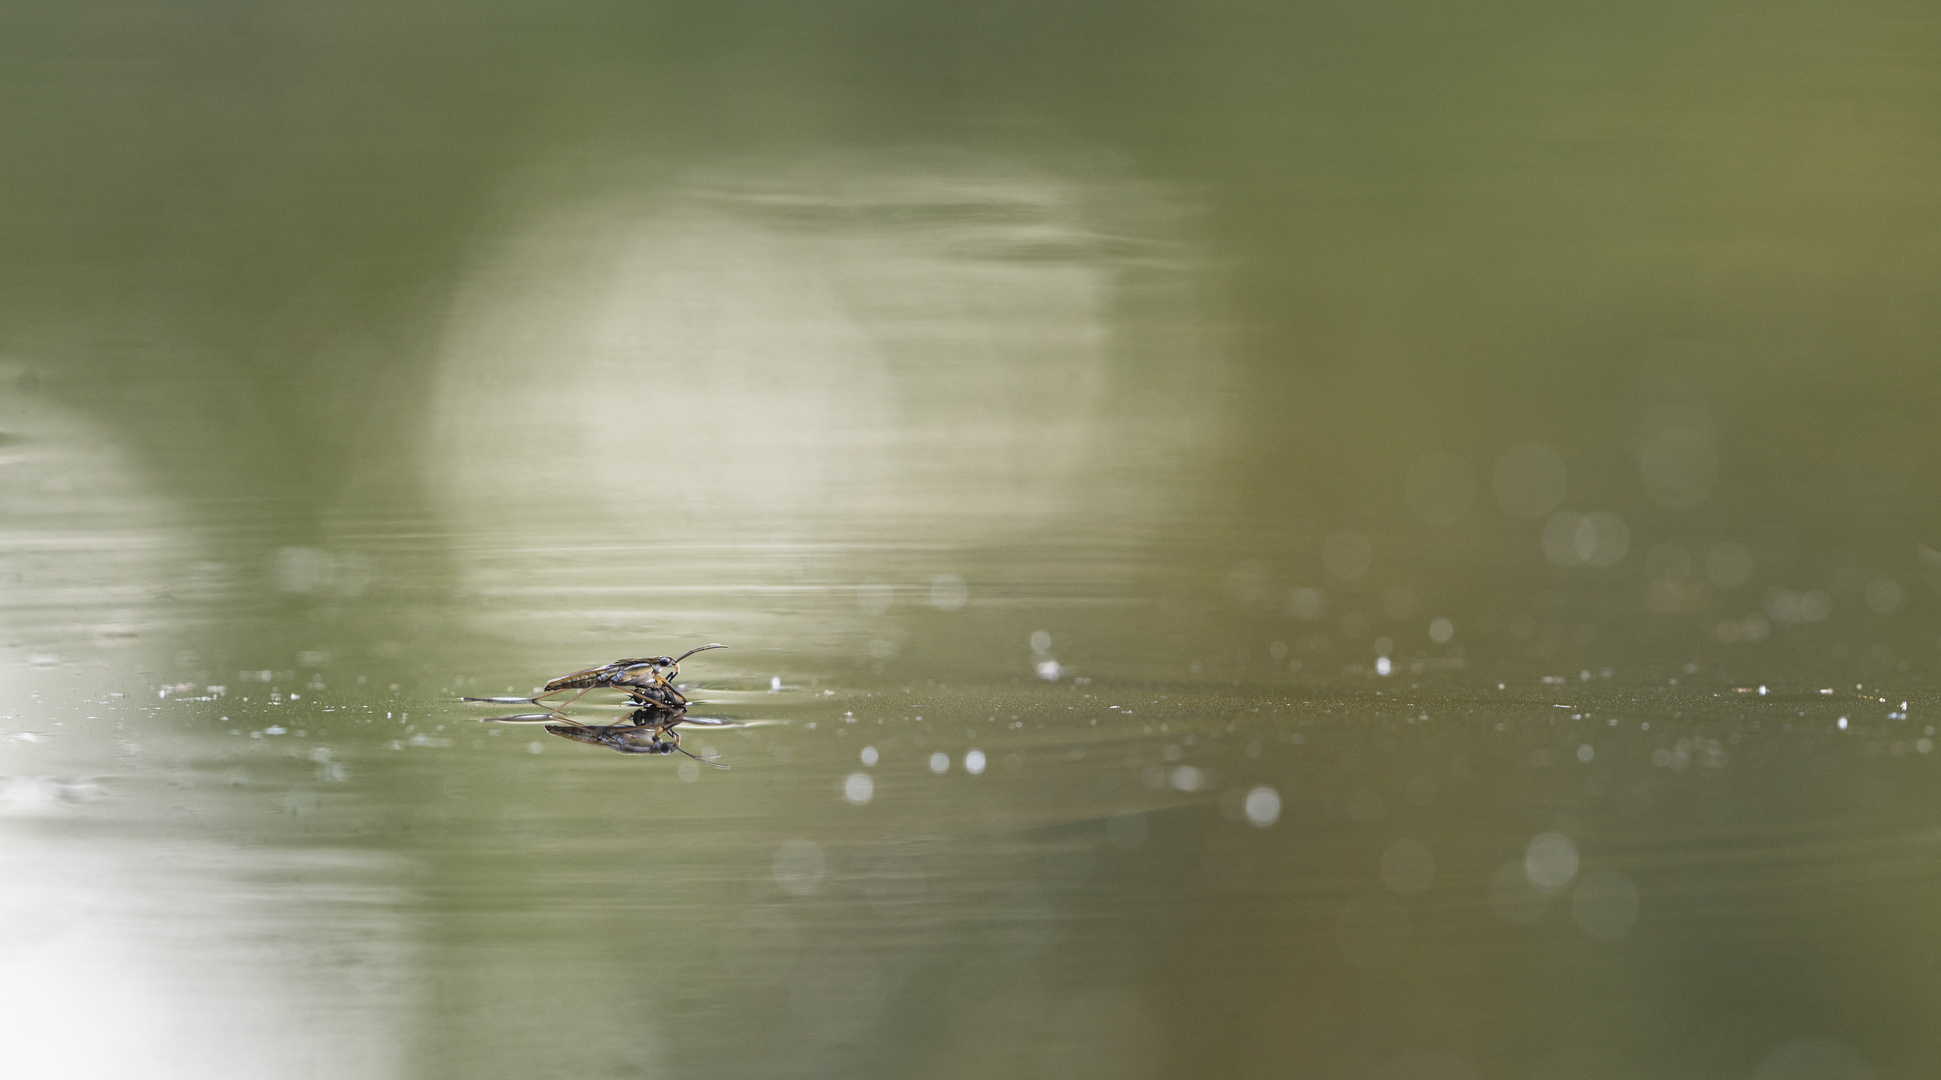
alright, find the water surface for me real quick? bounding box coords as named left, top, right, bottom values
left=4, top=2, right=1941, bottom=1077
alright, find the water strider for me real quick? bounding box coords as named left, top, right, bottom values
left=463, top=644, right=735, bottom=765
left=463, top=643, right=728, bottom=718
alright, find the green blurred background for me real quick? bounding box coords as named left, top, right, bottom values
left=4, top=2, right=1941, bottom=1078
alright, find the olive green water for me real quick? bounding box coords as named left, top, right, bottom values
left=5, top=3, right=1941, bottom=1078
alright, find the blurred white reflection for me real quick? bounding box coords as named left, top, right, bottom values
left=843, top=772, right=875, bottom=804
left=0, top=390, right=413, bottom=1080
left=0, top=775, right=104, bottom=813
left=0, top=836, right=416, bottom=1080
left=425, top=154, right=1226, bottom=629
left=0, top=388, right=196, bottom=647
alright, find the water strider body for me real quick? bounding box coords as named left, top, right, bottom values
left=463, top=643, right=726, bottom=716
left=535, top=643, right=727, bottom=712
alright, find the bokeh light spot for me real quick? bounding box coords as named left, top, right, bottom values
left=1244, top=786, right=1280, bottom=826
left=1525, top=832, right=1580, bottom=893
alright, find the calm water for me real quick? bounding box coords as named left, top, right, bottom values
left=5, top=2, right=1941, bottom=1078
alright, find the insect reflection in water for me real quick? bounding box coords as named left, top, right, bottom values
left=547, top=706, right=737, bottom=767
